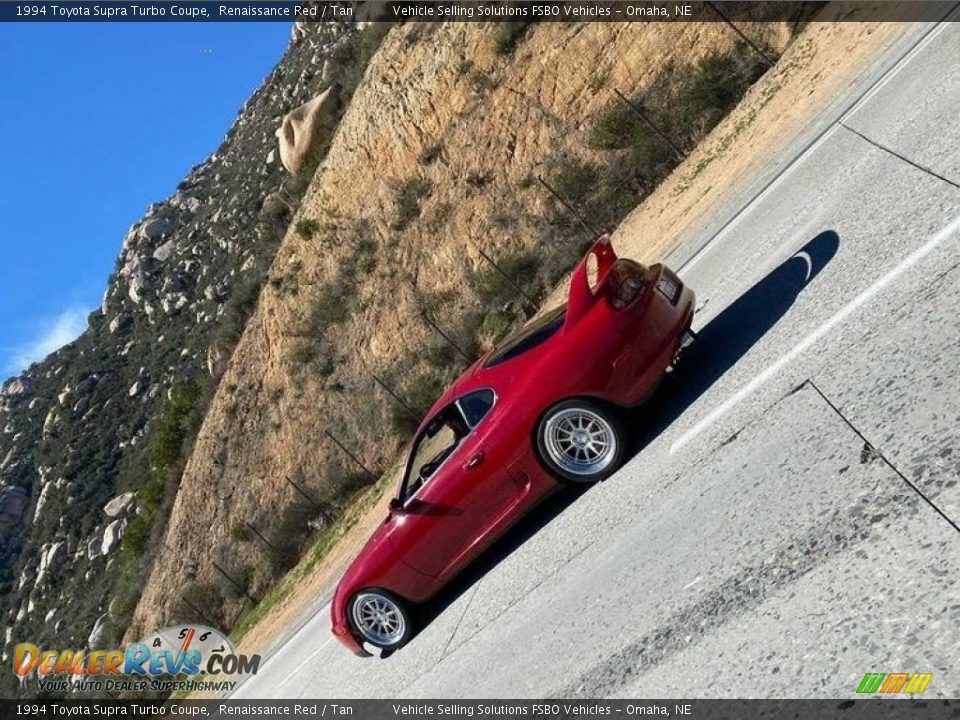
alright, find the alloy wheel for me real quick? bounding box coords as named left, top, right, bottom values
left=543, top=407, right=618, bottom=477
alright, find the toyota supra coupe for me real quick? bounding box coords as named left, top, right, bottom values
left=331, top=235, right=695, bottom=654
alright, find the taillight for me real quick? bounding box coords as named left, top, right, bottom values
left=607, top=259, right=647, bottom=309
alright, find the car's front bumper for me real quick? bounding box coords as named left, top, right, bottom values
left=331, top=622, right=372, bottom=657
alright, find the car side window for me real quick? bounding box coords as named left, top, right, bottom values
left=403, top=404, right=470, bottom=501
left=457, top=389, right=495, bottom=427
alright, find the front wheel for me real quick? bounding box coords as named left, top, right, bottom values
left=536, top=399, right=626, bottom=483
left=349, top=590, right=413, bottom=650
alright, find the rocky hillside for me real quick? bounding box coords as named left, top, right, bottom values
left=0, top=20, right=384, bottom=696
left=126, top=16, right=810, bottom=640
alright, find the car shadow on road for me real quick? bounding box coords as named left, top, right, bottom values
left=629, top=228, right=840, bottom=450
left=394, top=230, right=839, bottom=657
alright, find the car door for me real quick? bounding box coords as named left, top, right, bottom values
left=388, top=390, right=524, bottom=579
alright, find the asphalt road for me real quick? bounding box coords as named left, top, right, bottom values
left=231, top=16, right=960, bottom=700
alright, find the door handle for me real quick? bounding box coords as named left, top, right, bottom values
left=463, top=451, right=485, bottom=470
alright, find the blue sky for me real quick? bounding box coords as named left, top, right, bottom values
left=0, top=21, right=291, bottom=379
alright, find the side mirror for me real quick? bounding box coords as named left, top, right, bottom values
left=388, top=498, right=405, bottom=515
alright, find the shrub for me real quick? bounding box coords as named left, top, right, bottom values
left=589, top=104, right=646, bottom=151
left=476, top=251, right=541, bottom=308
left=392, top=178, right=432, bottom=231
left=262, top=498, right=323, bottom=576
left=295, top=218, right=319, bottom=239
left=419, top=144, right=443, bottom=165
left=152, top=379, right=204, bottom=471
left=121, top=515, right=151, bottom=560
left=312, top=355, right=337, bottom=378
left=311, top=282, right=352, bottom=328
left=287, top=343, right=314, bottom=365
left=546, top=156, right=601, bottom=203
left=478, top=310, right=515, bottom=348
left=217, top=562, right=254, bottom=601
left=423, top=341, right=458, bottom=371
left=231, top=524, right=254, bottom=543
left=218, top=278, right=264, bottom=346
left=495, top=22, right=533, bottom=55
left=465, top=171, right=491, bottom=188
left=352, top=238, right=377, bottom=276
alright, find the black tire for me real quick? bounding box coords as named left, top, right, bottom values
left=535, top=399, right=627, bottom=483
left=348, top=589, right=414, bottom=650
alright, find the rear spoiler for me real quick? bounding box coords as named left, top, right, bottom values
left=563, top=234, right=617, bottom=332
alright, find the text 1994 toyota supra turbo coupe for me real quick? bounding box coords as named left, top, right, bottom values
left=331, top=235, right=695, bottom=654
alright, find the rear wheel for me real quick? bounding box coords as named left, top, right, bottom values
left=349, top=590, right=413, bottom=650
left=536, top=399, right=626, bottom=483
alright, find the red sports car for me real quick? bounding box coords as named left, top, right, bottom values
left=331, top=236, right=695, bottom=654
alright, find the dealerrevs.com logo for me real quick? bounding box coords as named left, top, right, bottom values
left=856, top=672, right=933, bottom=695
left=12, top=624, right=260, bottom=694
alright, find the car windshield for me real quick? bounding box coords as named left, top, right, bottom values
left=484, top=305, right=566, bottom=368
left=399, top=403, right=471, bottom=503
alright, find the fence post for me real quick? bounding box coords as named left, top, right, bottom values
left=419, top=310, right=472, bottom=362
left=180, top=594, right=221, bottom=629
left=536, top=175, right=604, bottom=240
left=211, top=560, right=258, bottom=606
left=705, top=2, right=775, bottom=67
left=372, top=373, right=420, bottom=422
left=245, top=521, right=284, bottom=558
left=323, top=429, right=381, bottom=482
left=470, top=241, right=539, bottom=312
left=285, top=475, right=324, bottom=510
left=612, top=88, right=687, bottom=160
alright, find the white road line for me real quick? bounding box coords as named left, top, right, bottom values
left=670, top=214, right=960, bottom=455
left=277, top=636, right=334, bottom=690
left=676, top=18, right=952, bottom=279
left=840, top=19, right=954, bottom=124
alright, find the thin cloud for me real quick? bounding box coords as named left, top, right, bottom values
left=3, top=307, right=90, bottom=378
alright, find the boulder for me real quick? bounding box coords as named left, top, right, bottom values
left=128, top=270, right=153, bottom=304
left=260, top=193, right=289, bottom=220
left=140, top=218, right=171, bottom=242
left=103, top=492, right=135, bottom=518
left=87, top=535, right=101, bottom=560
left=207, top=344, right=229, bottom=380
left=153, top=240, right=176, bottom=262
left=275, top=86, right=341, bottom=175
left=88, top=613, right=111, bottom=649
left=32, top=481, right=54, bottom=524
left=17, top=563, right=35, bottom=591
left=35, top=541, right=67, bottom=586
left=108, top=314, right=131, bottom=334
left=101, top=518, right=127, bottom=555
left=42, top=409, right=58, bottom=438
